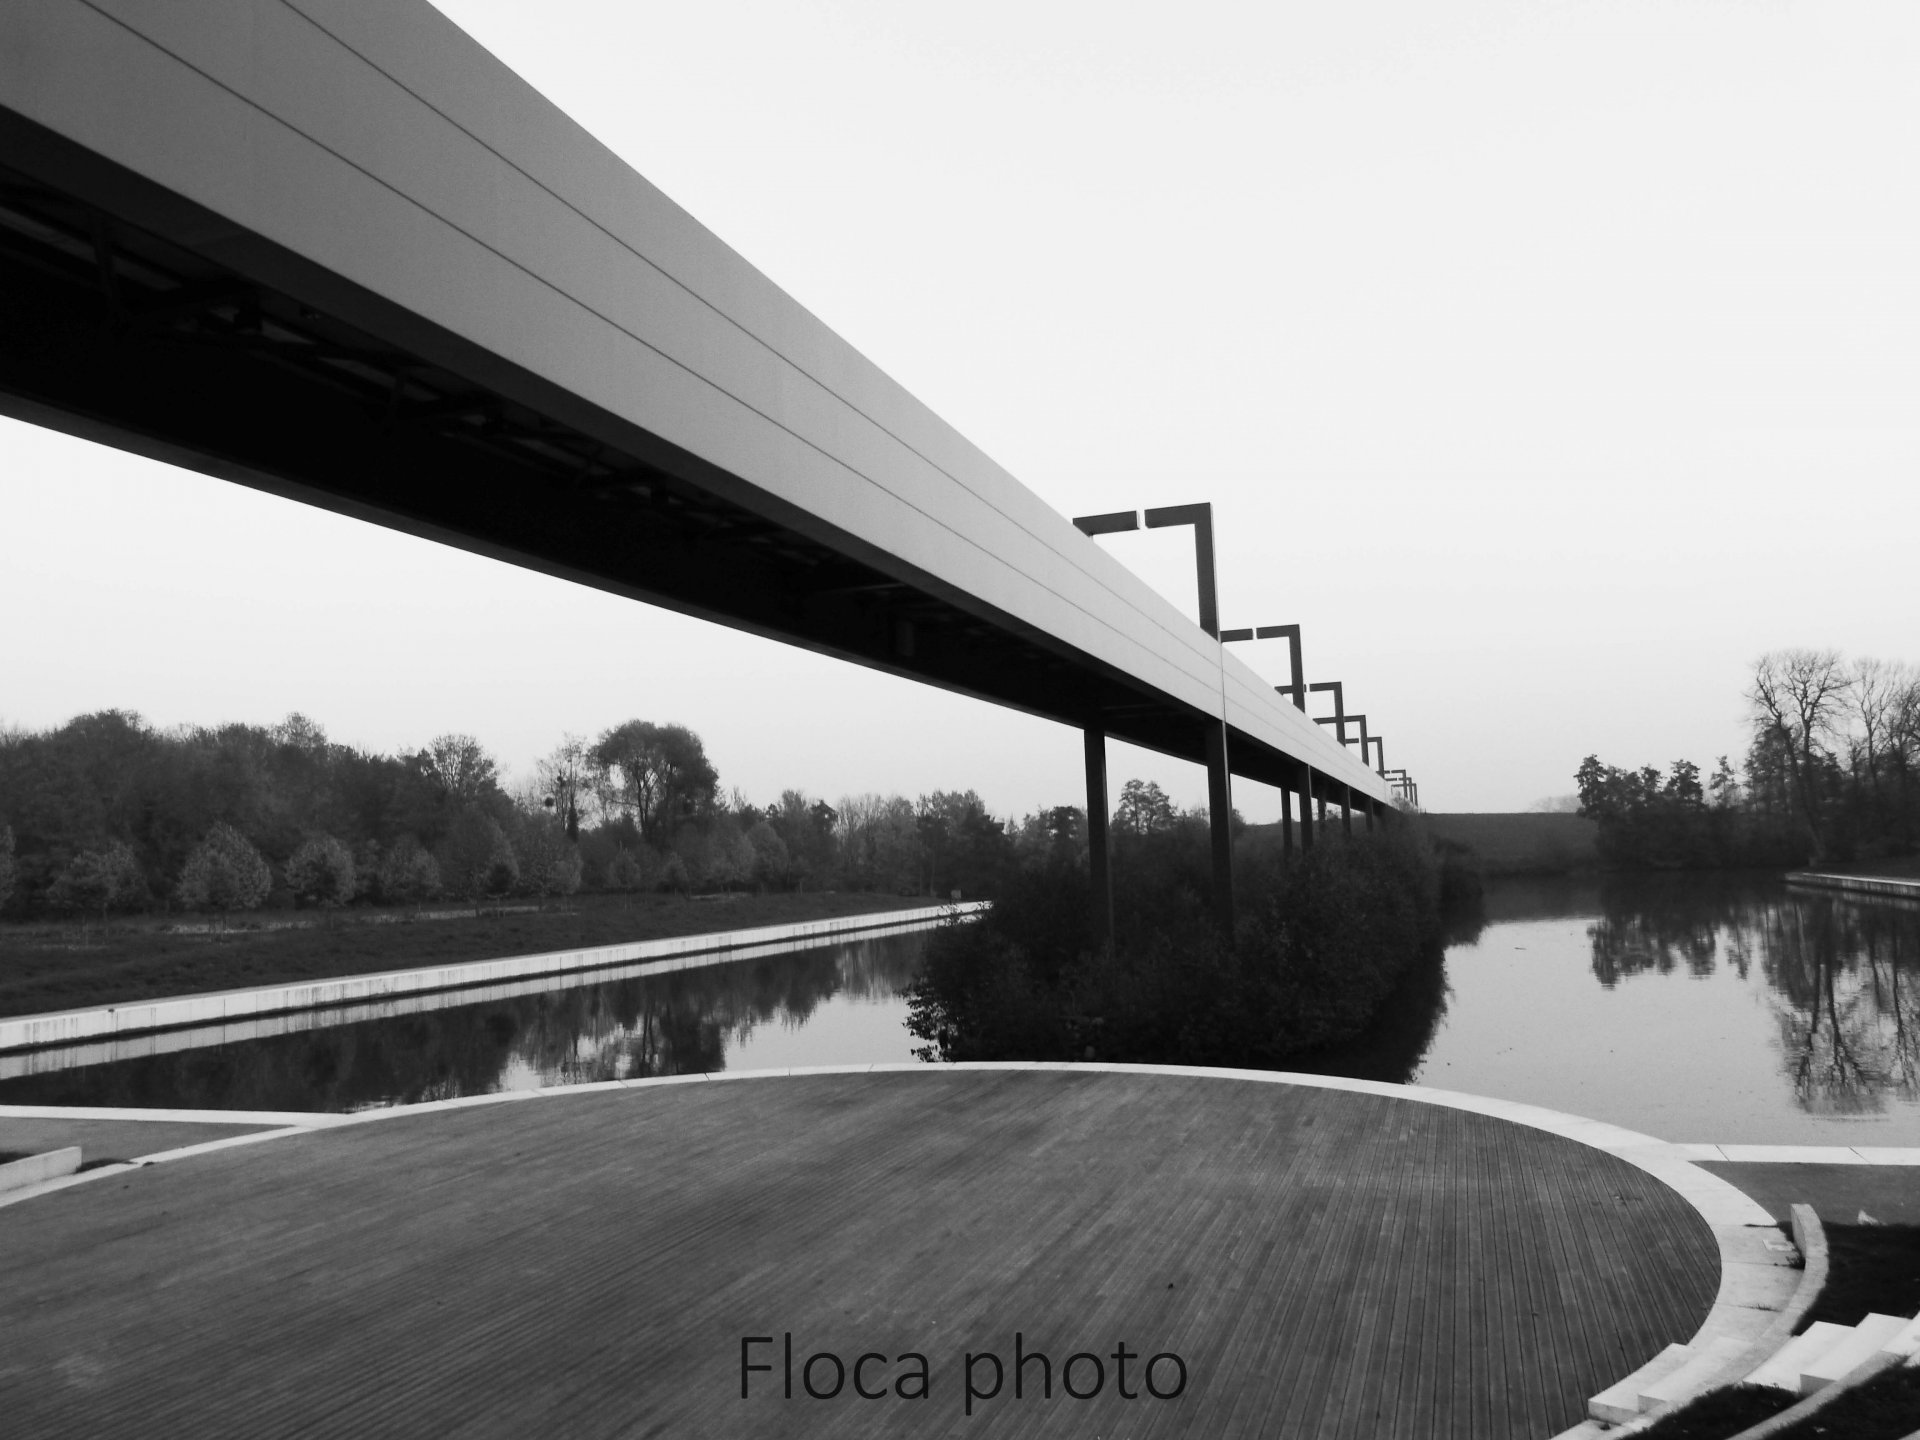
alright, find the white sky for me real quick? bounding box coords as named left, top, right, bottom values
left=3, top=0, right=1916, bottom=818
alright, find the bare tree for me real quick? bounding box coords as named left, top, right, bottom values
left=1749, top=649, right=1847, bottom=862
left=1846, top=657, right=1905, bottom=809
left=535, top=734, right=591, bottom=840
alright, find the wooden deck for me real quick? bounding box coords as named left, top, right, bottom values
left=0, top=1070, right=1719, bottom=1438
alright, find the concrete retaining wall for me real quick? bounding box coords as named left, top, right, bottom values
left=0, top=903, right=986, bottom=1055
left=1786, top=872, right=1920, bottom=901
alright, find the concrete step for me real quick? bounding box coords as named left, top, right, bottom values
left=1801, top=1314, right=1911, bottom=1395
left=1746, top=1322, right=1853, bottom=1392
left=1879, top=1313, right=1920, bottom=1361
left=1589, top=1343, right=1691, bottom=1425
left=1641, top=1335, right=1754, bottom=1415
left=0, top=1146, right=81, bottom=1193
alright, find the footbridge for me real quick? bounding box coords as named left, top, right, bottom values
left=0, top=1, right=1392, bottom=927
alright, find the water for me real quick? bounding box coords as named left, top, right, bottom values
left=4, top=875, right=1917, bottom=1144
left=0, top=928, right=932, bottom=1112
left=1404, top=874, right=1920, bottom=1144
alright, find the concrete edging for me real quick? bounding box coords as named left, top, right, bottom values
left=0, top=902, right=987, bottom=1054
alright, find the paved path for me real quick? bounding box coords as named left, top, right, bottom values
left=0, top=1069, right=1719, bottom=1438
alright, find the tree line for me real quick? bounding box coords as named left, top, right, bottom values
left=0, top=711, right=1196, bottom=923
left=1576, top=648, right=1920, bottom=869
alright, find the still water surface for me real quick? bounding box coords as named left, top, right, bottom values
left=3, top=876, right=1916, bottom=1143
left=1408, top=874, right=1920, bottom=1144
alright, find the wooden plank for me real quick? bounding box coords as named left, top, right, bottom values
left=0, top=1071, right=1718, bottom=1438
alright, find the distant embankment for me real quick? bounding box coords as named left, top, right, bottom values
left=1414, top=813, right=1599, bottom=876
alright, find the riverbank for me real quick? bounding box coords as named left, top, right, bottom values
left=0, top=891, right=932, bottom=1018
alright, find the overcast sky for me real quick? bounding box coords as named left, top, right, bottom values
left=3, top=0, right=1916, bottom=818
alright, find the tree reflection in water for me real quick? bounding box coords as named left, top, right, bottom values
left=1586, top=877, right=1920, bottom=1116
left=0, top=932, right=929, bottom=1113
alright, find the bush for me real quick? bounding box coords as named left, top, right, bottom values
left=436, top=809, right=519, bottom=902
left=0, top=823, right=14, bottom=913
left=48, top=839, right=148, bottom=923
left=909, top=823, right=1461, bottom=1069
left=285, top=834, right=356, bottom=915
left=176, top=823, right=272, bottom=922
left=376, top=835, right=441, bottom=908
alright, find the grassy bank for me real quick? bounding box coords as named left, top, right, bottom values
left=1413, top=812, right=1600, bottom=875
left=0, top=890, right=926, bottom=1019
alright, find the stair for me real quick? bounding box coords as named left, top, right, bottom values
left=1745, top=1322, right=1851, bottom=1392
left=1799, top=1313, right=1911, bottom=1395
left=1589, top=1344, right=1692, bottom=1425
left=1640, top=1336, right=1752, bottom=1415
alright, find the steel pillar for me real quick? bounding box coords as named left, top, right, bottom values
left=1342, top=783, right=1355, bottom=837
left=1300, top=766, right=1316, bottom=850
left=1204, top=719, right=1235, bottom=932
left=1085, top=725, right=1112, bottom=951
left=1280, top=781, right=1294, bottom=862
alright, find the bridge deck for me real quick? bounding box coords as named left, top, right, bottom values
left=0, top=1070, right=1718, bottom=1438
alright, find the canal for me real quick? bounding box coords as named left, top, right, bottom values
left=3, top=875, right=1916, bottom=1145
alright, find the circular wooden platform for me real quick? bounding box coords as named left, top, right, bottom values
left=0, top=1069, right=1720, bottom=1438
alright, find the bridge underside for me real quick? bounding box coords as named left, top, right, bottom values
left=0, top=120, right=1326, bottom=795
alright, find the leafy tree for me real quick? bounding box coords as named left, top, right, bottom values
left=915, top=790, right=1009, bottom=897
left=659, top=851, right=690, bottom=896
left=515, top=814, right=583, bottom=901
left=745, top=820, right=792, bottom=890
left=766, top=791, right=836, bottom=888
left=421, top=733, right=500, bottom=806
left=176, top=823, right=273, bottom=923
left=376, top=834, right=441, bottom=909
left=726, top=831, right=759, bottom=892
left=605, top=844, right=658, bottom=902
left=1115, top=779, right=1177, bottom=836
left=285, top=834, right=356, bottom=917
left=591, top=721, right=720, bottom=846
left=437, top=808, right=519, bottom=902
left=0, top=823, right=14, bottom=913
left=48, top=839, right=147, bottom=923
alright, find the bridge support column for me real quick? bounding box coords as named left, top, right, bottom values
left=1366, top=797, right=1377, bottom=834
left=1280, top=782, right=1294, bottom=863
left=1205, top=720, right=1235, bottom=932
left=1300, top=766, right=1316, bottom=851
left=1084, top=725, right=1112, bottom=952
left=1342, top=783, right=1355, bottom=838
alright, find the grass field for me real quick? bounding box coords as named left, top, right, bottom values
left=0, top=890, right=930, bottom=1019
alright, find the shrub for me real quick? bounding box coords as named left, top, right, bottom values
left=909, top=824, right=1459, bottom=1070
left=0, top=823, right=14, bottom=913
left=377, top=835, right=441, bottom=909
left=48, top=839, right=148, bottom=923
left=176, top=823, right=272, bottom=922
left=437, top=809, right=519, bottom=902
left=285, top=834, right=356, bottom=916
